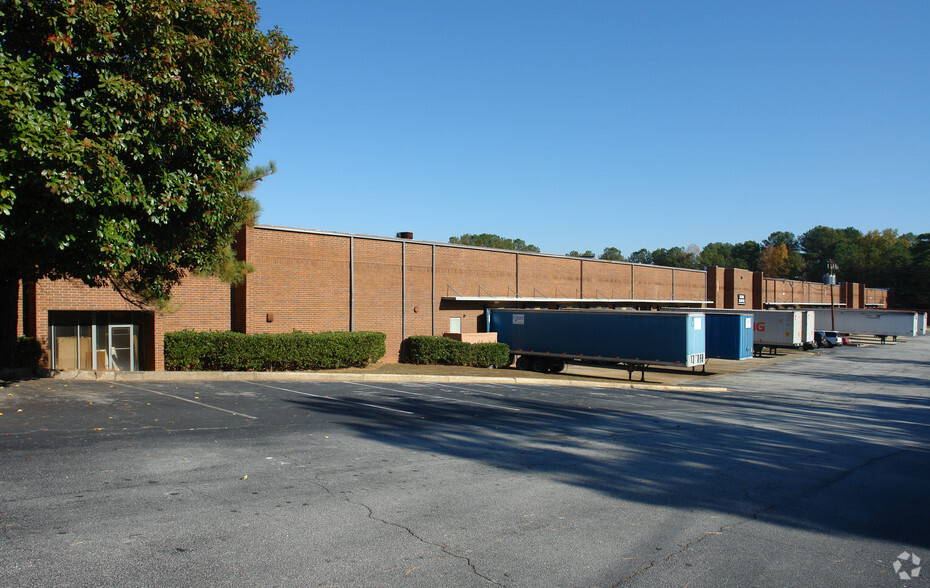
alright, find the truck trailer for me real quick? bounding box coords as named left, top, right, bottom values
left=700, top=309, right=808, bottom=354
left=812, top=309, right=918, bottom=338
left=486, top=308, right=706, bottom=380
left=704, top=313, right=754, bottom=360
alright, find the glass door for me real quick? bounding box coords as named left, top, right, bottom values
left=108, top=325, right=135, bottom=371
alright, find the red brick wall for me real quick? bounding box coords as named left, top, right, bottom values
left=841, top=282, right=860, bottom=309
left=673, top=269, right=706, bottom=302
left=762, top=277, right=842, bottom=308
left=583, top=261, right=633, bottom=300
left=862, top=286, right=888, bottom=308
left=32, top=275, right=229, bottom=370
left=405, top=243, right=434, bottom=341
left=631, top=265, right=672, bottom=301
left=517, top=255, right=581, bottom=299
left=723, top=268, right=754, bottom=309
left=706, top=267, right=724, bottom=308
left=353, top=238, right=404, bottom=360
left=24, top=225, right=893, bottom=371
left=243, top=228, right=351, bottom=334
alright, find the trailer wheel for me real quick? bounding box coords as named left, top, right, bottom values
left=532, top=357, right=548, bottom=373
left=515, top=356, right=530, bottom=370
left=548, top=360, right=565, bottom=373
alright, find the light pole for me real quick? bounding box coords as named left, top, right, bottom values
left=828, top=259, right=838, bottom=330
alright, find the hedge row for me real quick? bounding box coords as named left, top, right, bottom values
left=404, top=336, right=510, bottom=368
left=164, top=330, right=386, bottom=371
left=16, top=337, right=42, bottom=369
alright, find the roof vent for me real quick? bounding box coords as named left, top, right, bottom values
left=396, top=231, right=414, bottom=239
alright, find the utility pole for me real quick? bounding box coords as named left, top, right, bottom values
left=828, top=259, right=838, bottom=330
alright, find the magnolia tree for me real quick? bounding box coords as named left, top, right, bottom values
left=0, top=0, right=295, bottom=366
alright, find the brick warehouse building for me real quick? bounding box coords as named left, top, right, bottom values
left=16, top=224, right=889, bottom=372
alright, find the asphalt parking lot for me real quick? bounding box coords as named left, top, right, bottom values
left=1, top=338, right=929, bottom=587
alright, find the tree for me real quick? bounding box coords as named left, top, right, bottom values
left=799, top=226, right=863, bottom=281
left=627, top=248, right=653, bottom=265
left=762, top=231, right=798, bottom=250
left=731, top=240, right=762, bottom=271
left=0, top=0, right=296, bottom=366
left=566, top=250, right=595, bottom=258
left=699, top=242, right=734, bottom=268
left=598, top=247, right=623, bottom=261
left=449, top=234, right=541, bottom=252
left=651, top=246, right=699, bottom=269
left=758, top=243, right=790, bottom=277
left=899, top=233, right=930, bottom=309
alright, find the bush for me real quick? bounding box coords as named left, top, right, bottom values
left=405, top=336, right=510, bottom=368
left=16, top=337, right=42, bottom=369
left=164, top=330, right=386, bottom=371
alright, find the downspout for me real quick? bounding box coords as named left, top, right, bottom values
left=349, top=236, right=355, bottom=331
left=402, top=241, right=406, bottom=342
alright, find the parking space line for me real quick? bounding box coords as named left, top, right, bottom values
left=348, top=382, right=522, bottom=412
left=431, top=383, right=507, bottom=397
left=113, top=383, right=258, bottom=419
left=251, top=382, right=416, bottom=415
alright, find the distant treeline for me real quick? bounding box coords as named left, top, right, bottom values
left=450, top=227, right=930, bottom=309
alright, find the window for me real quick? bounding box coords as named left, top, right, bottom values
left=49, top=311, right=147, bottom=371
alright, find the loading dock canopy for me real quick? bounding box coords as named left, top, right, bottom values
left=442, top=296, right=713, bottom=305
left=764, top=302, right=846, bottom=307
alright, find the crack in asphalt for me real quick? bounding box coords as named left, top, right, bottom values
left=311, top=475, right=506, bottom=587
left=0, top=503, right=16, bottom=547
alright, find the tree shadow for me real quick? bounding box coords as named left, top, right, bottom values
left=282, top=374, right=930, bottom=548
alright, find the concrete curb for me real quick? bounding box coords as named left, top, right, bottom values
left=49, top=369, right=728, bottom=393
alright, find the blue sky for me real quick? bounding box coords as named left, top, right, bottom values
left=248, top=1, right=929, bottom=256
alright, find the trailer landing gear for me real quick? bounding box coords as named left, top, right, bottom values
left=621, top=363, right=647, bottom=381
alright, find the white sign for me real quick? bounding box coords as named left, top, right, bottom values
left=512, top=314, right=524, bottom=325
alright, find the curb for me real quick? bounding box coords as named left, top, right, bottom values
left=49, top=369, right=728, bottom=393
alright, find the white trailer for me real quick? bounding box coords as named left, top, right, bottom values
left=813, top=309, right=918, bottom=338
left=704, top=309, right=807, bottom=352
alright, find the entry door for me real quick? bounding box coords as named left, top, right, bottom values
left=109, top=325, right=134, bottom=371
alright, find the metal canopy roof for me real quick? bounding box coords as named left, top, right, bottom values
left=442, top=296, right=712, bottom=305
left=763, top=302, right=846, bottom=307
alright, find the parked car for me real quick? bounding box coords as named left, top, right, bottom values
left=840, top=334, right=851, bottom=345
left=814, top=331, right=843, bottom=348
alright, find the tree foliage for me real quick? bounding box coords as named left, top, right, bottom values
left=449, top=233, right=540, bottom=252
left=599, top=246, right=623, bottom=261
left=568, top=225, right=927, bottom=307
left=566, top=250, right=595, bottom=258
left=0, top=0, right=295, bottom=366
left=0, top=0, right=295, bottom=294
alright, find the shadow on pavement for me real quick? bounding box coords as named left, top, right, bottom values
left=284, top=343, right=930, bottom=550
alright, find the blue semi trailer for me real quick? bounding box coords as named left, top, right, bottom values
left=486, top=308, right=706, bottom=380
left=704, top=312, right=754, bottom=360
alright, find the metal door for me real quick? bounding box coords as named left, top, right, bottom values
left=108, top=325, right=134, bottom=371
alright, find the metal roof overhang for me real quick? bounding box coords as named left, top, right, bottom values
left=763, top=302, right=846, bottom=307
left=442, top=296, right=713, bottom=305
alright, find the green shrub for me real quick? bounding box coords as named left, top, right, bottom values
left=404, top=336, right=510, bottom=368
left=15, top=337, right=43, bottom=369
left=164, top=330, right=386, bottom=371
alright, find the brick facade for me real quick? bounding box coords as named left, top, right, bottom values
left=21, top=226, right=890, bottom=370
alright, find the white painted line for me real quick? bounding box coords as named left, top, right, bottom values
left=113, top=383, right=258, bottom=420
left=431, top=382, right=507, bottom=397
left=347, top=381, right=521, bottom=412
left=251, top=382, right=415, bottom=415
